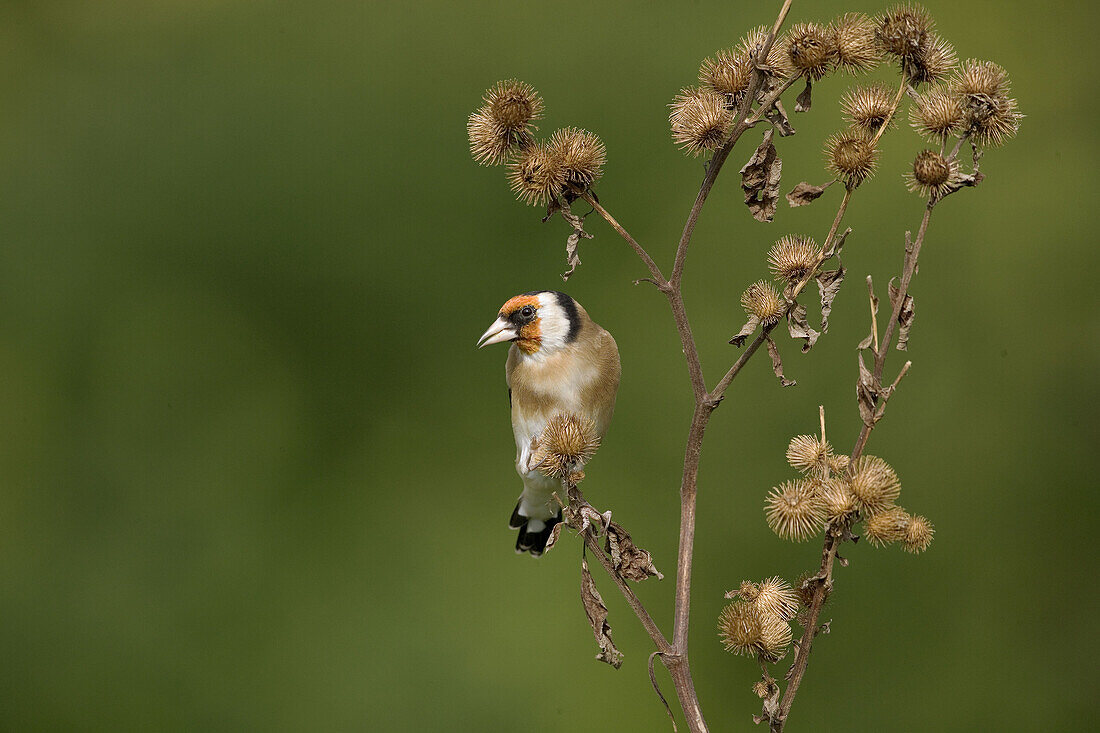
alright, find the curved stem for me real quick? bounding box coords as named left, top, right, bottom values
left=581, top=528, right=672, bottom=653
left=581, top=192, right=668, bottom=289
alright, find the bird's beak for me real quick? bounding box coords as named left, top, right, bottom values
left=477, top=316, right=517, bottom=348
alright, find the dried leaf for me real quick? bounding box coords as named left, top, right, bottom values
left=766, top=337, right=797, bottom=387
left=581, top=555, right=624, bottom=669
left=786, top=180, right=831, bottom=207
left=888, top=278, right=916, bottom=351
left=786, top=302, right=820, bottom=352
left=822, top=226, right=851, bottom=260
left=740, top=129, right=783, bottom=222
left=856, top=351, right=879, bottom=426
left=556, top=202, right=593, bottom=281
left=815, top=265, right=845, bottom=333
left=729, top=314, right=761, bottom=347
left=761, top=682, right=782, bottom=724
left=604, top=521, right=663, bottom=582
left=543, top=522, right=564, bottom=554
left=764, top=98, right=796, bottom=136
left=795, top=79, right=813, bottom=112
left=858, top=275, right=879, bottom=350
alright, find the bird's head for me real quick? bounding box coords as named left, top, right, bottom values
left=477, top=290, right=581, bottom=356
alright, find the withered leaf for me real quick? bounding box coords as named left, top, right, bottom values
left=740, top=129, right=783, bottom=222
left=786, top=302, right=820, bottom=352
left=766, top=337, right=797, bottom=387
left=786, top=180, right=831, bottom=207
left=816, top=265, right=845, bottom=333
left=888, top=278, right=916, bottom=351
left=764, top=98, right=796, bottom=136
left=856, top=351, right=879, bottom=426
left=795, top=79, right=813, bottom=112
left=581, top=555, right=624, bottom=669
left=858, top=275, right=879, bottom=350
left=543, top=522, right=564, bottom=554
left=760, top=681, right=782, bottom=725
left=822, top=226, right=851, bottom=260
left=556, top=202, right=593, bottom=281
left=604, top=521, right=663, bottom=582
left=729, top=315, right=761, bottom=347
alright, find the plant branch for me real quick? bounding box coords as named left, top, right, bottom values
left=851, top=202, right=934, bottom=459
left=569, top=6, right=797, bottom=731
left=712, top=186, right=853, bottom=399
left=581, top=192, right=669, bottom=290
left=580, top=526, right=672, bottom=654
left=771, top=201, right=937, bottom=731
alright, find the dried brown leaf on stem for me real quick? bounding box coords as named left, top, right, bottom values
left=888, top=278, right=916, bottom=350
left=766, top=337, right=797, bottom=387
left=605, top=521, right=664, bottom=582
left=786, top=180, right=832, bottom=207
left=740, top=129, right=783, bottom=222
left=581, top=554, right=624, bottom=669
left=786, top=302, right=820, bottom=352
left=815, top=265, right=846, bottom=333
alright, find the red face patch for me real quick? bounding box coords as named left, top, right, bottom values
left=499, top=294, right=542, bottom=354
left=499, top=294, right=540, bottom=316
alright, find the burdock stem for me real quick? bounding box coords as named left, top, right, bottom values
left=770, top=200, right=936, bottom=732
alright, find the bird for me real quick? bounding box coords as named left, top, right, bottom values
left=477, top=291, right=621, bottom=556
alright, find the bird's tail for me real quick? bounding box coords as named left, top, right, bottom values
left=509, top=503, right=562, bottom=557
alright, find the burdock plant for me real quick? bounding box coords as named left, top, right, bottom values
left=466, top=2, right=1019, bottom=731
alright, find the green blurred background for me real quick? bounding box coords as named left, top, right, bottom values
left=0, top=0, right=1095, bottom=730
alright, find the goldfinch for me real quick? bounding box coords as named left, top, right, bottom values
left=477, top=291, right=621, bottom=556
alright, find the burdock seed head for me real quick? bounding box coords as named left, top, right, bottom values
left=903, top=514, right=935, bottom=553
left=738, top=26, right=787, bottom=76
left=849, top=455, right=901, bottom=515
left=483, top=79, right=544, bottom=131
left=755, top=577, right=800, bottom=621
left=468, top=109, right=532, bottom=166
left=718, top=601, right=762, bottom=657
left=757, top=613, right=793, bottom=662
left=548, top=127, right=606, bottom=194
left=909, top=83, right=964, bottom=141
left=670, top=86, right=733, bottom=156
left=953, top=59, right=1022, bottom=147
left=825, top=130, right=878, bottom=187
left=827, top=453, right=850, bottom=474
left=786, top=433, right=831, bottom=473
left=741, top=280, right=785, bottom=325
left=954, top=58, right=1011, bottom=98
left=778, top=22, right=837, bottom=81
left=467, top=80, right=542, bottom=166
left=753, top=680, right=773, bottom=699
left=765, top=479, right=825, bottom=542
left=769, top=235, right=822, bottom=284
left=905, top=33, right=957, bottom=85
left=507, top=141, right=566, bottom=206
left=530, top=413, right=600, bottom=479
left=864, top=506, right=911, bottom=547
left=728, top=580, right=760, bottom=602
left=830, top=12, right=882, bottom=73
left=842, top=83, right=897, bottom=134
left=818, top=477, right=859, bottom=522
left=906, top=149, right=959, bottom=199
left=699, top=48, right=753, bottom=104
left=875, top=4, right=934, bottom=60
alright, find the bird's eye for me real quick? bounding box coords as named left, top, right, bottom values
left=520, top=306, right=535, bottom=320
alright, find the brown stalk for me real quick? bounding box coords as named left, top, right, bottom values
left=577, top=3, right=795, bottom=731
left=769, top=200, right=935, bottom=732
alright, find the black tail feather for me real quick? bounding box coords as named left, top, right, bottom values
left=510, top=504, right=563, bottom=557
